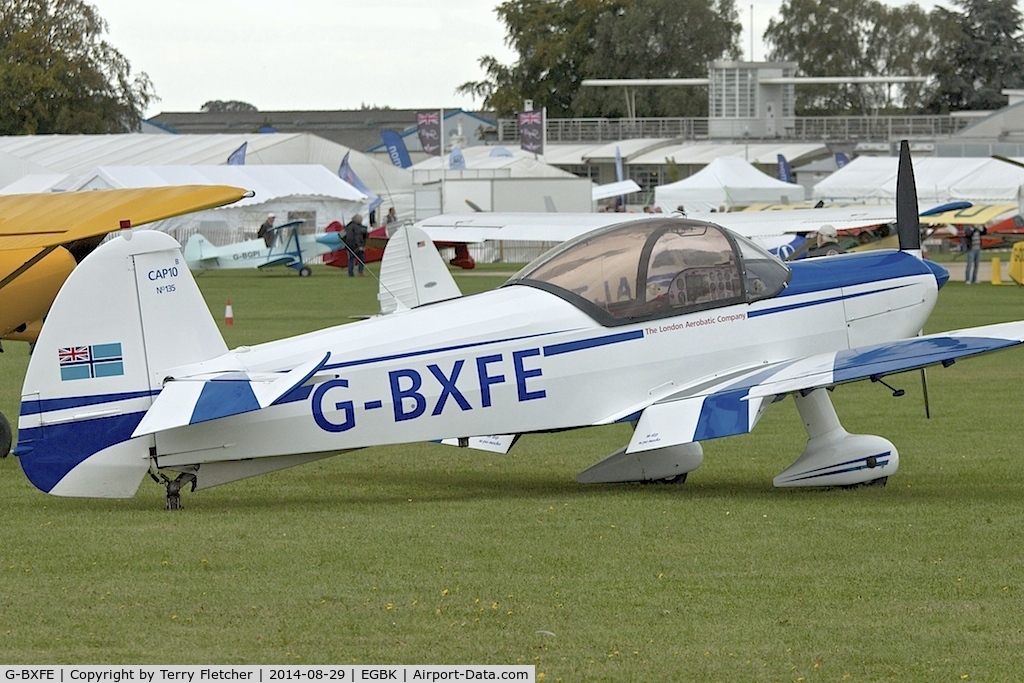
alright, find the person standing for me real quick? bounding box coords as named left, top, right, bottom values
left=964, top=225, right=986, bottom=284
left=257, top=213, right=275, bottom=247
left=343, top=214, right=368, bottom=277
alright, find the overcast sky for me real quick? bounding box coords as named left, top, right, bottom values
left=86, top=0, right=962, bottom=117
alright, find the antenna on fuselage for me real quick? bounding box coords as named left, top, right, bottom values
left=896, top=140, right=922, bottom=258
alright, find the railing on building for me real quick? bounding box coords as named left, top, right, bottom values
left=497, top=115, right=974, bottom=143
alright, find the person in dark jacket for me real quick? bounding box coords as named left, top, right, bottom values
left=343, top=214, right=368, bottom=276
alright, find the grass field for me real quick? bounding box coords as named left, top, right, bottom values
left=3, top=262, right=1024, bottom=680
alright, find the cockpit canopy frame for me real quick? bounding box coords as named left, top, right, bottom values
left=505, top=217, right=791, bottom=327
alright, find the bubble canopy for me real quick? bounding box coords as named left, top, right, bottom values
left=505, top=217, right=791, bottom=327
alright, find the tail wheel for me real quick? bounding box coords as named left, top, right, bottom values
left=0, top=412, right=11, bottom=457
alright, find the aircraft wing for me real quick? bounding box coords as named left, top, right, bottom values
left=621, top=321, right=1024, bottom=454
left=415, top=203, right=970, bottom=246
left=256, top=257, right=298, bottom=269
left=918, top=204, right=1016, bottom=226
left=0, top=186, right=251, bottom=251
left=416, top=213, right=650, bottom=244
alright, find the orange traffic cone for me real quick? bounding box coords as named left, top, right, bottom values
left=224, top=299, right=234, bottom=326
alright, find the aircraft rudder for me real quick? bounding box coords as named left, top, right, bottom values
left=17, top=230, right=226, bottom=497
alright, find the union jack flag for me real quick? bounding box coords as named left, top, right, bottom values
left=58, top=346, right=90, bottom=364
left=519, top=111, right=543, bottom=125
left=417, top=112, right=439, bottom=125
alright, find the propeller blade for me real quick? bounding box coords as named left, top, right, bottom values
left=896, top=140, right=921, bottom=253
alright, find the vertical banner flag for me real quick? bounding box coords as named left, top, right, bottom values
left=614, top=146, right=624, bottom=183
left=518, top=110, right=544, bottom=154
left=776, top=154, right=793, bottom=183
left=227, top=142, right=247, bottom=165
left=416, top=111, right=442, bottom=156
left=338, top=152, right=382, bottom=212
left=835, top=152, right=850, bottom=169
left=380, top=130, right=413, bottom=168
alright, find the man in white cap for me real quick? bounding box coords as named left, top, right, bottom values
left=257, top=213, right=276, bottom=247
left=807, top=224, right=844, bottom=258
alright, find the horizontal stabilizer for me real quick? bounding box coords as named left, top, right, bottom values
left=132, top=353, right=331, bottom=437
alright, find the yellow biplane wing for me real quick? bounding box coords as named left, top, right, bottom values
left=0, top=185, right=250, bottom=251
left=0, top=185, right=249, bottom=341
left=919, top=204, right=1016, bottom=226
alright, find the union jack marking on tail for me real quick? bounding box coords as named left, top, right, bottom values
left=58, top=342, right=124, bottom=381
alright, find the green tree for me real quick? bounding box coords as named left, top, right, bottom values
left=201, top=100, right=258, bottom=113
left=573, top=0, right=742, bottom=117
left=928, top=0, right=1024, bottom=112
left=0, top=0, right=154, bottom=134
left=764, top=0, right=939, bottom=115
left=457, top=0, right=625, bottom=116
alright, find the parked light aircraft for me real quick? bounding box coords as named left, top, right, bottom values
left=184, top=220, right=345, bottom=277
left=14, top=143, right=1024, bottom=508
left=0, top=185, right=249, bottom=457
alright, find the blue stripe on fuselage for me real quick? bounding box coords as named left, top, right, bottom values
left=782, top=250, right=934, bottom=298
left=750, top=250, right=937, bottom=318
left=20, top=390, right=158, bottom=416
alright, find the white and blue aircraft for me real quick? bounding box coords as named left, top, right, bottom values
left=14, top=143, right=1024, bottom=507
left=184, top=220, right=345, bottom=277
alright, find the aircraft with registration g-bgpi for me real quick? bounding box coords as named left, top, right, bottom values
left=14, top=141, right=1024, bottom=508
left=183, top=220, right=346, bottom=277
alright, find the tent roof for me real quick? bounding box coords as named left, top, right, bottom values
left=813, top=156, right=1024, bottom=204
left=583, top=138, right=676, bottom=162
left=0, top=132, right=411, bottom=191
left=654, top=156, right=805, bottom=211
left=631, top=142, right=827, bottom=166
left=76, top=165, right=367, bottom=207
left=542, top=144, right=604, bottom=166
left=411, top=145, right=577, bottom=178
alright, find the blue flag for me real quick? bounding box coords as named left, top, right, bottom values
left=227, top=142, right=247, bottom=165
left=380, top=130, right=413, bottom=168
left=776, top=154, right=793, bottom=183
left=449, top=146, right=466, bottom=170
left=338, top=152, right=382, bottom=212
left=835, top=152, right=850, bottom=169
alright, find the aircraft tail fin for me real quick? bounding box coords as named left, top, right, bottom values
left=183, top=233, right=219, bottom=267
left=16, top=231, right=227, bottom=497
left=378, top=225, right=462, bottom=314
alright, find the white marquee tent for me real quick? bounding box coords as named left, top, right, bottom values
left=813, top=156, right=1024, bottom=206
left=654, top=156, right=806, bottom=212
